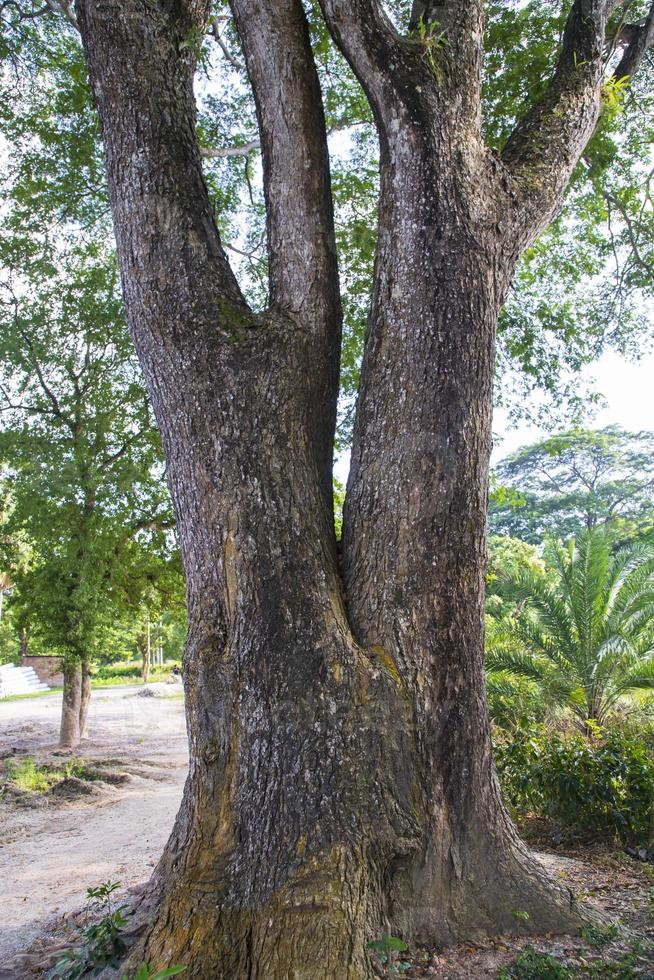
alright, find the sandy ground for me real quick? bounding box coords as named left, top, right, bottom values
left=0, top=688, right=188, bottom=975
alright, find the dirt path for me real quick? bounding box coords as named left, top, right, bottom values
left=0, top=688, right=188, bottom=974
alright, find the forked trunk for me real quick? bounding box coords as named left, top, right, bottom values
left=74, top=0, right=599, bottom=975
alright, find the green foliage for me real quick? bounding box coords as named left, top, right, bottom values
left=490, top=428, right=654, bottom=545
left=485, top=1, right=654, bottom=424
left=495, top=725, right=654, bottom=849
left=0, top=234, right=185, bottom=680
left=50, top=881, right=129, bottom=979
left=487, top=534, right=551, bottom=617
left=581, top=924, right=621, bottom=952
left=498, top=946, right=570, bottom=979
left=333, top=478, right=345, bottom=539
left=2, top=756, right=90, bottom=797
left=5, top=757, right=52, bottom=793
left=600, top=76, right=630, bottom=123
left=487, top=528, right=654, bottom=725
left=129, top=967, right=186, bottom=980
left=498, top=941, right=651, bottom=978
left=367, top=934, right=409, bottom=974
left=410, top=17, right=448, bottom=76
left=40, top=874, right=185, bottom=979
left=92, top=660, right=182, bottom=685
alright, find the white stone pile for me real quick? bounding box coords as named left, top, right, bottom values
left=0, top=663, right=50, bottom=698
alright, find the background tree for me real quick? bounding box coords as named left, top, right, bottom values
left=0, top=237, right=174, bottom=747
left=487, top=528, right=654, bottom=729
left=0, top=0, right=653, bottom=975
left=490, top=426, right=654, bottom=544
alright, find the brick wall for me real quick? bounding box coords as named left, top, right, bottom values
left=22, top=655, right=64, bottom=688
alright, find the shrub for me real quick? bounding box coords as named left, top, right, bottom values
left=487, top=672, right=548, bottom=730
left=495, top=725, right=654, bottom=849
left=498, top=947, right=570, bottom=979
left=93, top=662, right=142, bottom=681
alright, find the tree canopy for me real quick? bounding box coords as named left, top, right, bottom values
left=490, top=426, right=654, bottom=543
left=0, top=2, right=652, bottom=444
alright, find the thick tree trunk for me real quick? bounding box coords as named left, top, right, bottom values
left=59, top=660, right=82, bottom=749
left=74, top=1, right=597, bottom=975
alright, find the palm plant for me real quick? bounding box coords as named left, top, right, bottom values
left=487, top=528, right=654, bottom=728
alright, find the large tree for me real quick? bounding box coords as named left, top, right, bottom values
left=4, top=0, right=654, bottom=974
left=490, top=426, right=654, bottom=543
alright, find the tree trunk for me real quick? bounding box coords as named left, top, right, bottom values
left=73, top=0, right=605, bottom=975
left=79, top=656, right=92, bottom=738
left=141, top=639, right=150, bottom=685
left=59, top=660, right=82, bottom=749
left=60, top=656, right=92, bottom=748
left=18, top=625, right=29, bottom=659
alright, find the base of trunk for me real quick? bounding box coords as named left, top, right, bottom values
left=132, top=843, right=372, bottom=979
left=128, top=803, right=588, bottom=979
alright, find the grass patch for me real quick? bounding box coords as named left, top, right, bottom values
left=1, top=755, right=90, bottom=797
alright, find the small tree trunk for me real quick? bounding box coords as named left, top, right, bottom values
left=18, top=626, right=29, bottom=659
left=78, top=657, right=92, bottom=739
left=141, top=642, right=150, bottom=685
left=59, top=661, right=82, bottom=749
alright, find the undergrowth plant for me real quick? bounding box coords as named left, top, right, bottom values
left=367, top=934, right=410, bottom=975
left=2, top=756, right=89, bottom=797
left=49, top=881, right=129, bottom=979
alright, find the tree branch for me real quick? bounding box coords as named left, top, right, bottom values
left=229, top=0, right=339, bottom=323
left=613, top=1, right=654, bottom=78
left=0, top=1, right=50, bottom=21
left=317, top=0, right=415, bottom=125
left=230, top=0, right=342, bottom=482
left=209, top=15, right=244, bottom=71
left=44, top=0, right=77, bottom=28
left=501, top=1, right=609, bottom=244
left=77, top=0, right=250, bottom=357
left=200, top=139, right=259, bottom=159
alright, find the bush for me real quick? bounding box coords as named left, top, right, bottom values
left=495, top=725, right=654, bottom=849
left=487, top=672, right=548, bottom=730
left=93, top=662, right=142, bottom=681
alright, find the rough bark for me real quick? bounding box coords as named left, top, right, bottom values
left=72, top=0, right=650, bottom=975
left=59, top=656, right=92, bottom=747
left=59, top=660, right=82, bottom=749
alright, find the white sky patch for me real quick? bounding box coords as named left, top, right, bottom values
left=492, top=348, right=654, bottom=463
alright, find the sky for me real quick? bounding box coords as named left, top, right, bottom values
left=492, top=348, right=654, bottom=463
left=334, top=347, right=654, bottom=485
